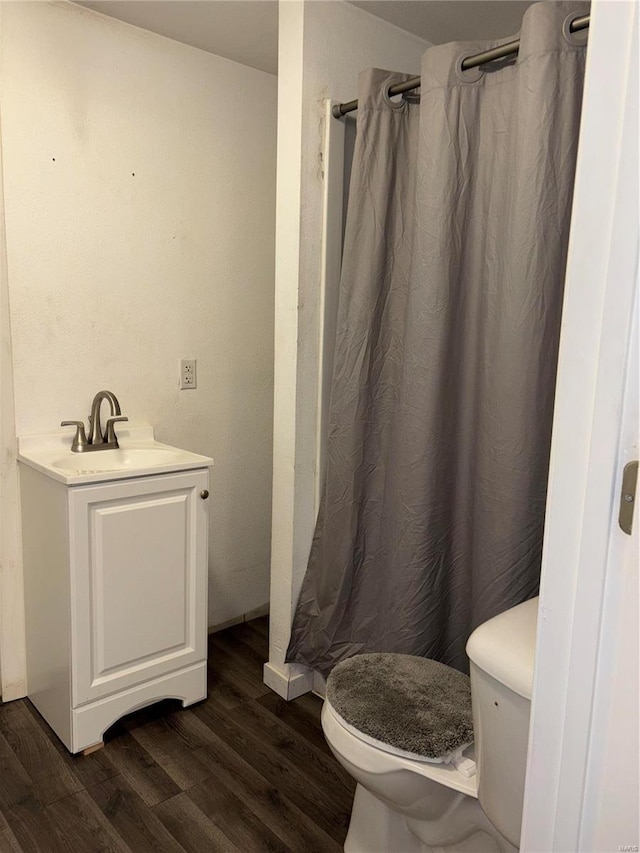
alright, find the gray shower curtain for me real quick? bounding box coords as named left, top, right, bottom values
left=287, top=1, right=589, bottom=675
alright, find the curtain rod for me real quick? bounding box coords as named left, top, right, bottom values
left=332, top=13, right=590, bottom=118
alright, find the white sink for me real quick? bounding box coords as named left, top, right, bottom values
left=18, top=425, right=213, bottom=485
left=51, top=447, right=182, bottom=474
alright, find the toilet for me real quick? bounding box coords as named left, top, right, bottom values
left=321, top=597, right=538, bottom=852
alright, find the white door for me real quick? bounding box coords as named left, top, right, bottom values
left=69, top=469, right=209, bottom=706
left=521, top=2, right=639, bottom=850
left=578, top=285, right=638, bottom=851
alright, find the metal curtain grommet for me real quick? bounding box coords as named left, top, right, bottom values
left=383, top=84, right=410, bottom=110
left=563, top=14, right=589, bottom=46
left=456, top=54, right=484, bottom=83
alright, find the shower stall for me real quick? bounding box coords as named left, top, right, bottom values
left=266, top=4, right=638, bottom=844
left=289, top=1, right=589, bottom=677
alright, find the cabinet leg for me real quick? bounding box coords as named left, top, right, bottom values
left=82, top=742, right=104, bottom=756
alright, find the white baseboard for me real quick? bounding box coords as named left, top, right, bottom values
left=263, top=661, right=314, bottom=700
left=0, top=681, right=27, bottom=703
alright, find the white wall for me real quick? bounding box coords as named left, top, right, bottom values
left=265, top=0, right=429, bottom=698
left=0, top=78, right=24, bottom=699
left=0, top=0, right=277, bottom=662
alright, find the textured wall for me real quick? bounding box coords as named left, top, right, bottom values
left=0, top=0, right=277, bottom=630
left=267, top=0, right=429, bottom=696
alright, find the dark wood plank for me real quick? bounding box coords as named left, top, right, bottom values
left=207, top=642, right=271, bottom=702
left=256, top=691, right=333, bottom=754
left=0, top=731, right=65, bottom=853
left=291, top=690, right=325, bottom=721
left=231, top=697, right=355, bottom=802
left=87, top=775, right=185, bottom=853
left=0, top=827, right=21, bottom=853
left=133, top=708, right=221, bottom=754
left=192, top=701, right=352, bottom=844
left=209, top=630, right=268, bottom=684
left=23, top=701, right=118, bottom=791
left=197, top=760, right=342, bottom=853
left=248, top=615, right=269, bottom=638
left=127, top=715, right=213, bottom=792
left=139, top=709, right=342, bottom=852
left=154, top=792, right=241, bottom=853
left=219, top=620, right=269, bottom=659
left=101, top=732, right=181, bottom=807
left=0, top=617, right=352, bottom=850
left=258, top=692, right=356, bottom=793
left=0, top=702, right=83, bottom=806
left=186, top=780, right=291, bottom=853
left=46, top=790, right=130, bottom=852
left=206, top=662, right=261, bottom=710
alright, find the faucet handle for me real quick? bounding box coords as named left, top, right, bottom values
left=61, top=420, right=89, bottom=452
left=105, top=416, right=128, bottom=446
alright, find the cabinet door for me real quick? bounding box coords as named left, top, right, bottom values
left=69, top=470, right=209, bottom=706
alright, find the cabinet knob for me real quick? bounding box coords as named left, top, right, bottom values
left=200, top=490, right=209, bottom=500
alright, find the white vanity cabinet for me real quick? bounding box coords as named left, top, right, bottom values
left=20, top=463, right=211, bottom=753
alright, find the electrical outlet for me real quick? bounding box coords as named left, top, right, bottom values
left=180, top=358, right=197, bottom=389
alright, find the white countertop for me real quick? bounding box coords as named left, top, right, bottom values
left=18, top=424, right=213, bottom=486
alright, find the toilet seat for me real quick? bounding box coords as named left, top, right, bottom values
left=325, top=652, right=474, bottom=762
left=322, top=698, right=478, bottom=799
left=328, top=701, right=471, bottom=765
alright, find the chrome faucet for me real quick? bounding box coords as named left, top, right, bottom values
left=61, top=390, right=128, bottom=452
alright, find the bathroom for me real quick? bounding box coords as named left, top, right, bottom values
left=0, top=0, right=637, bottom=850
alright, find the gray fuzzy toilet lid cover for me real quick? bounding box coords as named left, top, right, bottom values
left=325, top=652, right=473, bottom=760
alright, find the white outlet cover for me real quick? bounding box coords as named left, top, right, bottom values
left=180, top=358, right=197, bottom=389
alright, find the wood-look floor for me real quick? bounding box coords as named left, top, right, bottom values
left=0, top=617, right=355, bottom=852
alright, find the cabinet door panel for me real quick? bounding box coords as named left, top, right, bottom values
left=93, top=493, right=188, bottom=673
left=70, top=470, right=208, bottom=706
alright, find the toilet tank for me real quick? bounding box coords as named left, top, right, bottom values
left=466, top=597, right=538, bottom=849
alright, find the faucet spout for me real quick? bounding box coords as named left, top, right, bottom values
left=88, top=390, right=121, bottom=445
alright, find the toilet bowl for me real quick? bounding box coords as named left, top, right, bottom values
left=321, top=598, right=538, bottom=853
left=323, top=700, right=515, bottom=853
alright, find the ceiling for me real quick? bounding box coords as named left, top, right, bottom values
left=78, top=0, right=537, bottom=76
left=79, top=1, right=280, bottom=73
left=351, top=2, right=534, bottom=43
